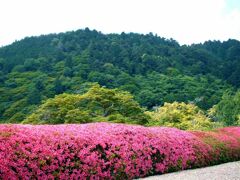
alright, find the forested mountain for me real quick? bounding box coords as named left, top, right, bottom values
left=0, top=28, right=239, bottom=122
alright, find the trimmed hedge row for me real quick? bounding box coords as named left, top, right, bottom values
left=0, top=123, right=239, bottom=179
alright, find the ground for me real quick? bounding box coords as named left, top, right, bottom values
left=140, top=161, right=240, bottom=180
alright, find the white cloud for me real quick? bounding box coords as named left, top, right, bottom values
left=0, top=0, right=240, bottom=46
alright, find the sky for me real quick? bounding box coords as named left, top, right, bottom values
left=0, top=0, right=240, bottom=46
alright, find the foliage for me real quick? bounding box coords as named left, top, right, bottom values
left=135, top=73, right=229, bottom=110
left=146, top=102, right=220, bottom=130
left=23, top=84, right=149, bottom=125
left=0, top=123, right=240, bottom=179
left=209, top=91, right=240, bottom=126
left=0, top=28, right=239, bottom=122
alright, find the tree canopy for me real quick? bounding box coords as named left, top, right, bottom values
left=23, top=84, right=149, bottom=125
left=209, top=91, right=240, bottom=126
left=146, top=102, right=220, bottom=130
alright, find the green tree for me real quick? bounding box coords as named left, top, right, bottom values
left=209, top=91, right=240, bottom=126
left=146, top=102, right=220, bottom=130
left=23, top=58, right=40, bottom=71
left=27, top=87, right=41, bottom=104
left=53, top=78, right=65, bottom=94
left=23, top=84, right=149, bottom=125
left=63, top=67, right=73, bottom=77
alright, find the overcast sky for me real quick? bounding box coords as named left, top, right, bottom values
left=1, top=0, right=240, bottom=46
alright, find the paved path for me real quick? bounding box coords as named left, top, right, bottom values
left=140, top=161, right=240, bottom=180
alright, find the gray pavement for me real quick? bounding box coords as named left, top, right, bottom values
left=140, top=161, right=240, bottom=180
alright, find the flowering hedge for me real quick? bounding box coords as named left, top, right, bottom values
left=0, top=123, right=239, bottom=179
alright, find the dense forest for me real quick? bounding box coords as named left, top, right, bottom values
left=0, top=28, right=239, bottom=125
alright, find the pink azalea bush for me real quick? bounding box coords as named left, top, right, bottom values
left=0, top=123, right=239, bottom=179
left=191, top=127, right=240, bottom=163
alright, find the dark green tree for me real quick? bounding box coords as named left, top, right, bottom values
left=27, top=87, right=41, bottom=104
left=53, top=78, right=65, bottom=94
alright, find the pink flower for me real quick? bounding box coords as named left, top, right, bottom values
left=0, top=123, right=239, bottom=179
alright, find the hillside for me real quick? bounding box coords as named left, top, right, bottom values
left=0, top=28, right=239, bottom=122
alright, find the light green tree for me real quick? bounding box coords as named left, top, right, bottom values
left=23, top=84, right=149, bottom=124
left=146, top=102, right=220, bottom=130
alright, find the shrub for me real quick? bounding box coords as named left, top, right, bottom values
left=0, top=123, right=239, bottom=179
